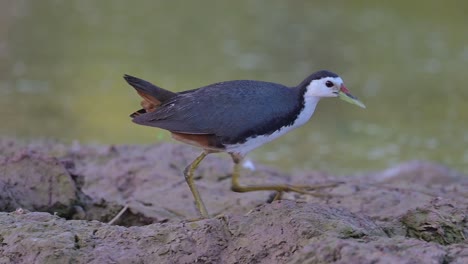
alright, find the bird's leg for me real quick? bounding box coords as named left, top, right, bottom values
left=229, top=153, right=340, bottom=199
left=183, top=151, right=209, bottom=218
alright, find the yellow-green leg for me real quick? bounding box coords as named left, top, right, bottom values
left=229, top=154, right=340, bottom=199
left=183, top=151, right=209, bottom=218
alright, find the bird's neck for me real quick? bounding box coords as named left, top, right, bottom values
left=293, top=95, right=321, bottom=127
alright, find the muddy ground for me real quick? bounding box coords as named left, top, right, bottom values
left=0, top=138, right=467, bottom=263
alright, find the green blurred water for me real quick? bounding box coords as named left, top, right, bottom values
left=1, top=1, right=467, bottom=174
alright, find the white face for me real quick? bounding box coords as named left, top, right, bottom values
left=304, top=76, right=344, bottom=98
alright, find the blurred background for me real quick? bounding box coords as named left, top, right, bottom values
left=0, top=1, right=467, bottom=174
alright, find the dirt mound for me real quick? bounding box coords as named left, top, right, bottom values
left=0, top=139, right=467, bottom=263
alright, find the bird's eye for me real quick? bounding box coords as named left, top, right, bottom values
left=325, top=81, right=334, bottom=88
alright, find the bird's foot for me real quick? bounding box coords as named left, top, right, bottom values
left=184, top=216, right=209, bottom=222
left=268, top=181, right=344, bottom=202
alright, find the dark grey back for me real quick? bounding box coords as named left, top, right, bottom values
left=133, top=80, right=305, bottom=144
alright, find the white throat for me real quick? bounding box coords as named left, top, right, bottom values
left=226, top=96, right=321, bottom=156
left=294, top=95, right=321, bottom=126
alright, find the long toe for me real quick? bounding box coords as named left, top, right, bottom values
left=286, top=181, right=345, bottom=198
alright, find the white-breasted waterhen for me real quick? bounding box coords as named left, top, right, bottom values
left=124, top=70, right=365, bottom=218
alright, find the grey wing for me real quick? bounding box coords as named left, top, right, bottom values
left=132, top=81, right=301, bottom=143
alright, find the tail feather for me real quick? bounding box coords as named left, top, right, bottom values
left=124, top=74, right=177, bottom=102
left=130, top=109, right=146, bottom=118
left=124, top=74, right=178, bottom=118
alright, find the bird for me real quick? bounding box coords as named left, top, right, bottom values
left=124, top=70, right=365, bottom=218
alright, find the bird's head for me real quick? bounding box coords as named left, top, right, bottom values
left=302, top=70, right=366, bottom=108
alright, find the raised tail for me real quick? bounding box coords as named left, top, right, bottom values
left=124, top=74, right=177, bottom=102
left=124, top=74, right=177, bottom=117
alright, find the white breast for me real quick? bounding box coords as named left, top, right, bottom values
left=225, top=96, right=321, bottom=156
